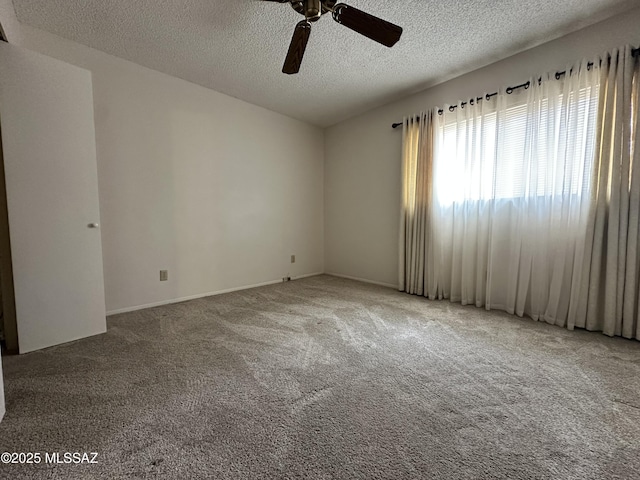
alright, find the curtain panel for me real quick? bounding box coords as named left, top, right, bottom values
left=399, top=46, right=640, bottom=340
left=572, top=46, right=640, bottom=338
left=399, top=112, right=434, bottom=295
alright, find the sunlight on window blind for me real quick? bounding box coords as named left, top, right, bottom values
left=436, top=85, right=599, bottom=204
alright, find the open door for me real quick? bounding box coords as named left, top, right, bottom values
left=0, top=41, right=106, bottom=353
left=0, top=106, right=17, bottom=423
left=0, top=21, right=7, bottom=423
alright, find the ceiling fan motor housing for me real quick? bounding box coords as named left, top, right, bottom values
left=291, top=0, right=337, bottom=21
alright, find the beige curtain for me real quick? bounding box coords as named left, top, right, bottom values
left=571, top=46, right=640, bottom=339
left=399, top=112, right=434, bottom=295
left=430, top=61, right=599, bottom=321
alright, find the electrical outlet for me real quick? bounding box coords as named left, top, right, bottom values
left=160, top=270, right=168, bottom=281
left=291, top=255, right=296, bottom=264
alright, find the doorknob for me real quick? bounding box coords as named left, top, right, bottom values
left=88, top=223, right=99, bottom=229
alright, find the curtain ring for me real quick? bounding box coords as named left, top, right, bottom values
left=524, top=81, right=530, bottom=89
left=449, top=105, right=456, bottom=112
left=506, top=87, right=514, bottom=94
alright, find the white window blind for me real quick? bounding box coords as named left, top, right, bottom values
left=435, top=83, right=599, bottom=205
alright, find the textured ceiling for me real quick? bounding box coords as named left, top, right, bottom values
left=10, top=0, right=640, bottom=126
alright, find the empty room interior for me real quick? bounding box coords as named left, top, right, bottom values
left=0, top=0, right=640, bottom=478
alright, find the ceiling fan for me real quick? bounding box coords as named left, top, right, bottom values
left=263, top=0, right=403, bottom=74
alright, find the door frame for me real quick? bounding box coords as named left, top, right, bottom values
left=0, top=21, right=18, bottom=353
left=0, top=115, right=18, bottom=354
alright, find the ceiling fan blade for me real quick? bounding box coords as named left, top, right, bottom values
left=282, top=20, right=311, bottom=75
left=262, top=0, right=289, bottom=2
left=332, top=4, right=403, bottom=48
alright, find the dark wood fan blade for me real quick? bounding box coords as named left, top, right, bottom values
left=283, top=21, right=311, bottom=75
left=332, top=4, right=402, bottom=47
left=262, top=0, right=289, bottom=3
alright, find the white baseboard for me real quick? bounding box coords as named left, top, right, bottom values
left=106, top=272, right=324, bottom=316
left=325, top=272, right=398, bottom=290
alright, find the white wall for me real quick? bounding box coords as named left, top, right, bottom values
left=0, top=2, right=324, bottom=314
left=325, top=7, right=640, bottom=288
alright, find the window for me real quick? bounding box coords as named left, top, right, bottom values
left=434, top=83, right=599, bottom=205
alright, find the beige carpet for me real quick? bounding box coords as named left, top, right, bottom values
left=1, top=275, right=639, bottom=479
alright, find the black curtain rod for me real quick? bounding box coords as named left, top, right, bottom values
left=392, top=46, right=640, bottom=129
